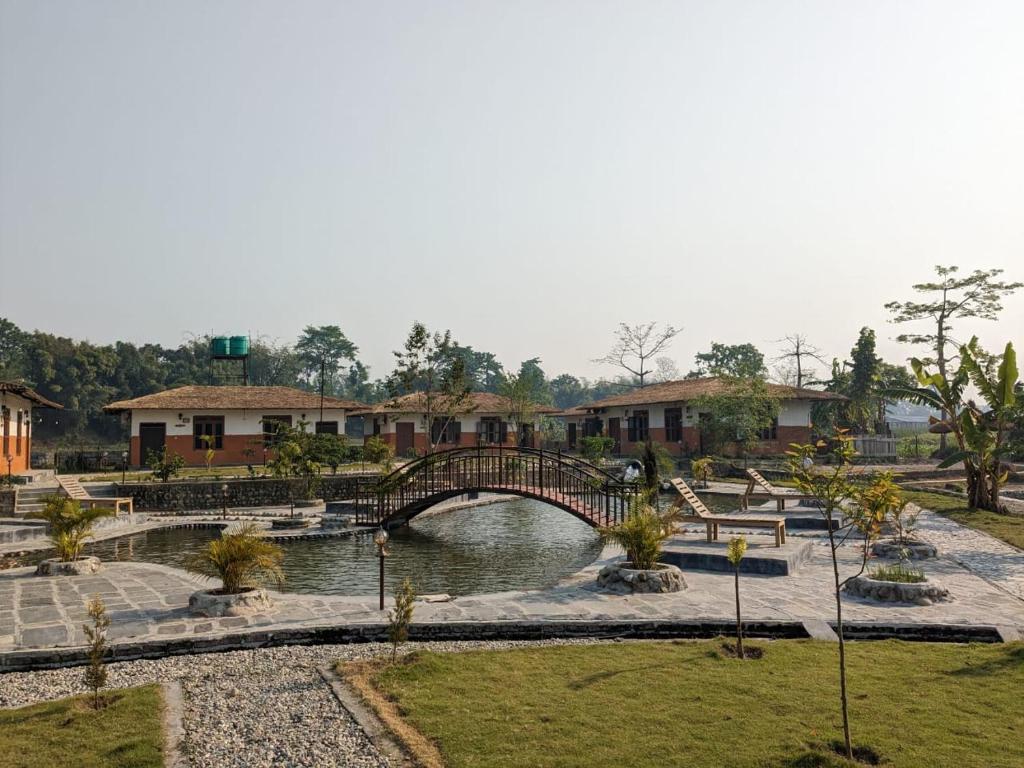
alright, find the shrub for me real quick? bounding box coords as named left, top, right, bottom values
left=83, top=595, right=110, bottom=710
left=691, top=457, right=714, bottom=488
left=579, top=436, right=615, bottom=464
left=186, top=522, right=285, bottom=594
left=147, top=448, right=185, bottom=482
left=599, top=499, right=680, bottom=571
left=388, top=577, right=416, bottom=663
left=363, top=435, right=395, bottom=466
left=29, top=496, right=114, bottom=562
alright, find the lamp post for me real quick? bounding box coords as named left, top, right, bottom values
left=121, top=450, right=128, bottom=484
left=5, top=454, right=12, bottom=481
left=221, top=483, right=230, bottom=520
left=373, top=527, right=389, bottom=610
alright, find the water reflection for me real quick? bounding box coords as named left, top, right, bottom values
left=65, top=498, right=605, bottom=597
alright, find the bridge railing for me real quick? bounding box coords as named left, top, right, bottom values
left=353, top=446, right=642, bottom=528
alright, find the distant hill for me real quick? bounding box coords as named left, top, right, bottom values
left=887, top=401, right=939, bottom=423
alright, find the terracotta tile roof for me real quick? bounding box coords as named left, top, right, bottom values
left=0, top=381, right=63, bottom=409
left=577, top=377, right=845, bottom=410
left=104, top=385, right=364, bottom=413
left=354, top=391, right=560, bottom=416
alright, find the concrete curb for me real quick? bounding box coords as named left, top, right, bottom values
left=161, top=680, right=189, bottom=768
left=318, top=665, right=414, bottom=767
left=0, top=618, right=1012, bottom=672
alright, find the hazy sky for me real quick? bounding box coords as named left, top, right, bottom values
left=2, top=1, right=1022, bottom=382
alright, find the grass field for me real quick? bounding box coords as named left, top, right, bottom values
left=365, top=640, right=1024, bottom=768
left=905, top=490, right=1024, bottom=549
left=80, top=461, right=388, bottom=483
left=0, top=684, right=165, bottom=768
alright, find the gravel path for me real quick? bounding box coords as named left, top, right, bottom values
left=0, top=639, right=598, bottom=767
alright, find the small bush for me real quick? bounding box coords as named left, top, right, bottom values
left=83, top=595, right=110, bottom=710
left=363, top=436, right=395, bottom=466
left=186, top=522, right=285, bottom=594
left=389, top=577, right=416, bottom=663
left=147, top=448, right=185, bottom=482
left=599, top=499, right=680, bottom=571
left=29, top=497, right=114, bottom=562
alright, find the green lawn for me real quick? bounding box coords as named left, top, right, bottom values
left=80, top=461, right=388, bottom=483
left=0, top=685, right=165, bottom=768
left=368, top=640, right=1024, bottom=768
left=905, top=490, right=1024, bottom=549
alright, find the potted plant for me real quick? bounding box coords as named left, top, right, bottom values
left=596, top=500, right=685, bottom=593
left=186, top=522, right=284, bottom=616
left=30, top=496, right=114, bottom=575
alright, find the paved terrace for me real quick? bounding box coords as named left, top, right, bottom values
left=2, top=505, right=1022, bottom=666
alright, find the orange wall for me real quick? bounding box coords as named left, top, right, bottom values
left=130, top=434, right=276, bottom=468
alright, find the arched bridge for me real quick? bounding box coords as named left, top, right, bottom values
left=353, top=446, right=642, bottom=528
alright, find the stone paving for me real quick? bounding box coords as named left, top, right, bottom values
left=3, top=513, right=1023, bottom=656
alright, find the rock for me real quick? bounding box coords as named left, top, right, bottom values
left=871, top=540, right=939, bottom=560
left=844, top=574, right=950, bottom=604
left=596, top=562, right=686, bottom=594
left=188, top=588, right=274, bottom=617
left=34, top=557, right=102, bottom=576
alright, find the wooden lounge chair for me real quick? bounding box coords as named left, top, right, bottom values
left=670, top=477, right=786, bottom=547
left=57, top=476, right=134, bottom=515
left=741, top=469, right=817, bottom=512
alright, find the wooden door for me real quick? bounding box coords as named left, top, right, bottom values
left=607, top=417, right=621, bottom=453
left=395, top=422, right=415, bottom=455
left=138, top=423, right=166, bottom=465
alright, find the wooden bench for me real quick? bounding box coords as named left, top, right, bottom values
left=57, top=476, right=133, bottom=515
left=741, top=468, right=817, bottom=512
left=670, top=478, right=786, bottom=547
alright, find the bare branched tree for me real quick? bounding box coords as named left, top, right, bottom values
left=771, top=334, right=828, bottom=389
left=595, top=322, right=682, bottom=388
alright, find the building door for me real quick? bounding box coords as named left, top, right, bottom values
left=138, top=423, right=166, bottom=465
left=395, top=422, right=415, bottom=455
left=607, top=417, right=621, bottom=453
left=699, top=413, right=713, bottom=456
left=567, top=423, right=577, bottom=448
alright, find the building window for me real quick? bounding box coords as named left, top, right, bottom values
left=262, top=415, right=293, bottom=446
left=626, top=410, right=649, bottom=442
left=430, top=418, right=461, bottom=445
left=372, top=418, right=381, bottom=436
left=477, top=417, right=503, bottom=445
left=582, top=417, right=602, bottom=437
left=758, top=417, right=779, bottom=441
left=15, top=411, right=22, bottom=455
left=315, top=421, right=339, bottom=434
left=2, top=406, right=9, bottom=456
left=193, top=416, right=225, bottom=450
left=664, top=408, right=682, bottom=442
left=567, top=422, right=577, bottom=447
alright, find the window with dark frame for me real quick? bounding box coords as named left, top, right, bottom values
left=315, top=421, right=339, bottom=434
left=626, top=410, right=649, bottom=442
left=193, top=415, right=225, bottom=450
left=478, top=417, right=501, bottom=445
left=262, top=415, right=293, bottom=446
left=758, top=416, right=779, bottom=441
left=15, top=411, right=22, bottom=455
left=664, top=407, right=682, bottom=442
left=583, top=417, right=602, bottom=438
left=430, top=417, right=461, bottom=445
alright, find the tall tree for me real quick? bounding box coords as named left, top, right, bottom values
left=653, top=357, right=681, bottom=382
left=845, top=328, right=880, bottom=433
left=0, top=318, right=26, bottom=378
left=771, top=333, right=827, bottom=388
left=886, top=266, right=1022, bottom=448
left=449, top=345, right=505, bottom=393
left=693, top=377, right=779, bottom=458
left=295, top=325, right=358, bottom=395
left=688, top=342, right=766, bottom=379
left=500, top=361, right=548, bottom=445
left=595, top=322, right=682, bottom=388
left=388, top=322, right=472, bottom=453
left=549, top=374, right=586, bottom=410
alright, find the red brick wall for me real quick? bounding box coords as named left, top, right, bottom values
left=131, top=434, right=274, bottom=468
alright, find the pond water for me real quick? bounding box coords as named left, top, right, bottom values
left=65, top=498, right=607, bottom=597
left=26, top=491, right=742, bottom=597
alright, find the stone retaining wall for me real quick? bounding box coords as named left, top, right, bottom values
left=0, top=619, right=1006, bottom=672
left=115, top=475, right=378, bottom=511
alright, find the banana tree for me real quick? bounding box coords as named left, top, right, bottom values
left=893, top=338, right=1017, bottom=512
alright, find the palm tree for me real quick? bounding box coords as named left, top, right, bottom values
left=29, top=496, right=114, bottom=562
left=186, top=523, right=285, bottom=594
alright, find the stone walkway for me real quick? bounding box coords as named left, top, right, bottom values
left=914, top=506, right=1024, bottom=600
left=3, top=520, right=1023, bottom=657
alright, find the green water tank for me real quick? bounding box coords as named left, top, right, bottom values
left=229, top=336, right=249, bottom=357
left=211, top=336, right=230, bottom=356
